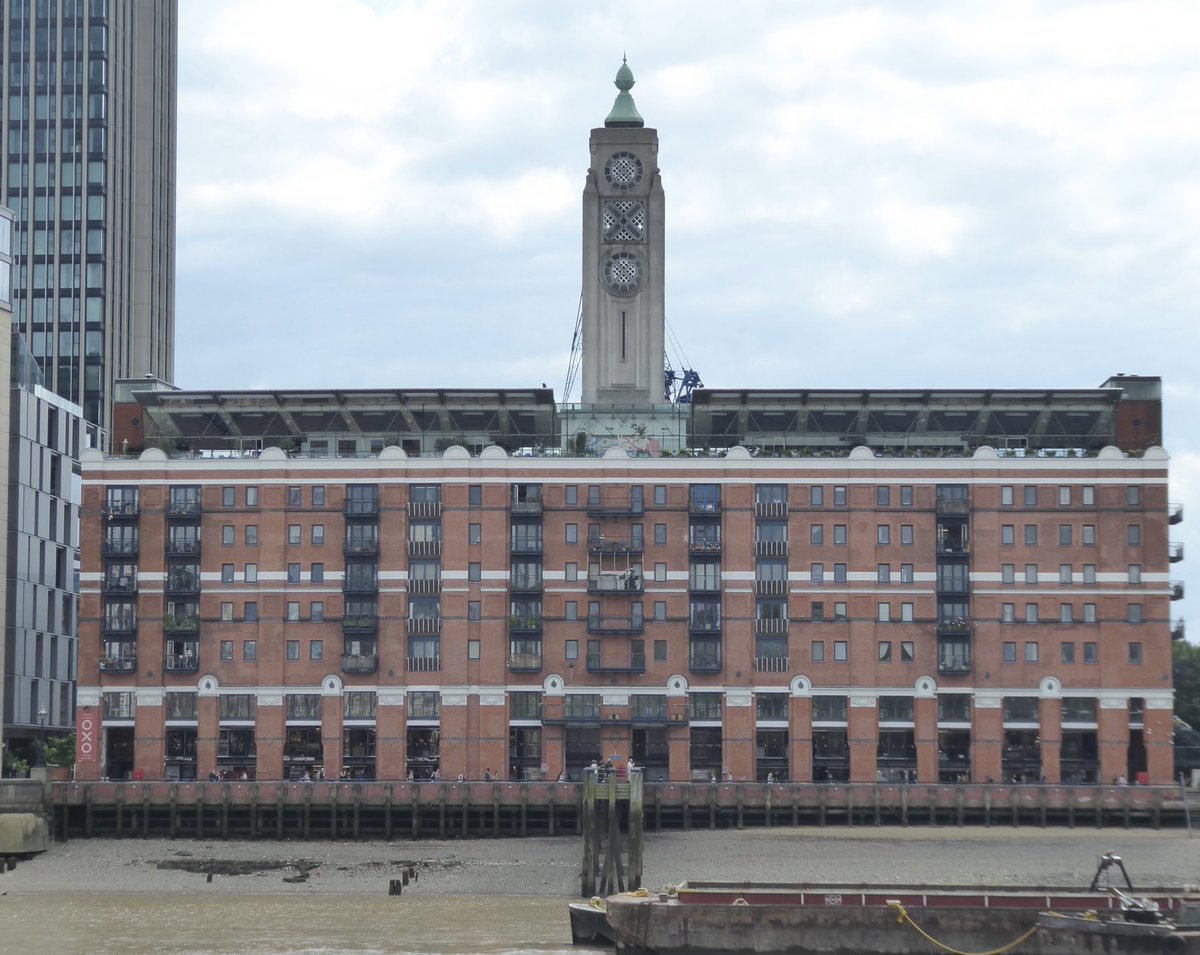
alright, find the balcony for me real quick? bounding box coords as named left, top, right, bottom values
left=509, top=614, right=543, bottom=634
left=937, top=578, right=971, bottom=595
left=102, top=575, right=138, bottom=595
left=165, top=500, right=202, bottom=520
left=342, top=614, right=378, bottom=635
left=1170, top=542, right=1185, bottom=563
left=937, top=618, right=973, bottom=636
left=101, top=613, right=137, bottom=636
left=936, top=541, right=971, bottom=556
left=100, top=652, right=137, bottom=674
left=345, top=538, right=380, bottom=557
left=1170, top=503, right=1184, bottom=525
left=408, top=577, right=442, bottom=596
left=102, top=501, right=139, bottom=521
left=586, top=651, right=646, bottom=674
left=164, top=573, right=199, bottom=596
left=755, top=540, right=789, bottom=558
left=408, top=537, right=441, bottom=559
left=587, top=613, right=644, bottom=635
left=586, top=493, right=644, bottom=518
left=755, top=617, right=789, bottom=636
left=164, top=649, right=200, bottom=674
left=509, top=536, right=543, bottom=556
left=165, top=538, right=200, bottom=557
left=587, top=535, right=644, bottom=556
left=408, top=500, right=442, bottom=519
left=937, top=655, right=972, bottom=675
left=935, top=497, right=970, bottom=515
left=754, top=656, right=790, bottom=673
left=510, top=488, right=544, bottom=514
left=588, top=572, right=643, bottom=595
left=689, top=614, right=722, bottom=635
left=1173, top=619, right=1186, bottom=641
left=509, top=572, right=543, bottom=594
left=1172, top=581, right=1185, bottom=601
left=756, top=579, right=788, bottom=596
left=344, top=498, right=379, bottom=517
left=688, top=535, right=721, bottom=555
left=507, top=652, right=543, bottom=673
left=406, top=616, right=441, bottom=636
left=755, top=501, right=788, bottom=519
left=342, top=575, right=378, bottom=595
left=341, top=653, right=379, bottom=675
left=103, top=536, right=140, bottom=558
left=688, top=650, right=722, bottom=674
left=163, top=614, right=199, bottom=635
left=408, top=655, right=441, bottom=673
left=689, top=499, right=721, bottom=517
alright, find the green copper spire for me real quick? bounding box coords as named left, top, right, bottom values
left=604, top=55, right=644, bottom=128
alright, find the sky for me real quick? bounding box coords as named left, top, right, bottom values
left=175, top=0, right=1200, bottom=623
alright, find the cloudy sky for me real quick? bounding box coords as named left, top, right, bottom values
left=176, top=0, right=1199, bottom=614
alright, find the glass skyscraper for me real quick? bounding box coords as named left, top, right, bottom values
left=1, top=0, right=175, bottom=437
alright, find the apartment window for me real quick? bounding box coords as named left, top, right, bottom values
left=1127, top=603, right=1143, bottom=624
left=221, top=525, right=234, bottom=546
left=565, top=524, right=578, bottom=544
left=652, top=485, right=667, bottom=506
left=1024, top=603, right=1039, bottom=623
left=811, top=601, right=825, bottom=622
left=1058, top=524, right=1072, bottom=546
left=469, top=524, right=481, bottom=545
left=310, top=641, right=323, bottom=661
left=1127, top=524, right=1141, bottom=546
left=900, top=525, right=913, bottom=546
left=877, top=486, right=891, bottom=506
left=1061, top=642, right=1075, bottom=663
left=465, top=639, right=480, bottom=661
left=654, top=562, right=667, bottom=582
left=833, top=524, right=847, bottom=545
left=1128, top=564, right=1142, bottom=584
left=834, top=601, right=848, bottom=621
left=810, top=486, right=824, bottom=506
left=1002, top=642, right=1016, bottom=663
left=900, top=486, right=913, bottom=506
left=653, top=601, right=666, bottom=621
left=900, top=602, right=914, bottom=622
left=1083, top=603, right=1096, bottom=623
left=900, top=563, right=914, bottom=584
left=287, top=563, right=301, bottom=583
left=311, top=563, right=324, bottom=583
left=1128, top=642, right=1142, bottom=664
left=1060, top=603, right=1073, bottom=623
left=877, top=602, right=891, bottom=622
left=810, top=524, right=824, bottom=546
left=245, top=563, right=258, bottom=583
left=1024, top=525, right=1038, bottom=546
left=242, top=640, right=257, bottom=662
left=1001, top=525, right=1015, bottom=545
left=288, top=486, right=302, bottom=507
left=1002, top=603, right=1015, bottom=623
left=288, top=524, right=301, bottom=545
left=1002, top=564, right=1015, bottom=584
left=564, top=561, right=578, bottom=582
left=810, top=563, right=824, bottom=584
left=877, top=563, right=891, bottom=584
left=312, top=525, right=324, bottom=545
left=833, top=641, right=848, bottom=662
left=833, top=563, right=847, bottom=583
left=242, top=525, right=257, bottom=546
left=565, top=640, right=578, bottom=661
left=468, top=601, right=481, bottom=622
left=287, top=602, right=300, bottom=621
left=221, top=564, right=234, bottom=583
left=244, top=602, right=258, bottom=622
left=245, top=487, right=258, bottom=507
left=222, top=487, right=235, bottom=507
left=220, top=641, right=233, bottom=661
left=311, top=602, right=324, bottom=622
left=878, top=642, right=892, bottom=663
left=1024, top=642, right=1038, bottom=663
left=651, top=639, right=666, bottom=662
left=312, top=487, right=325, bottom=507
left=221, top=602, right=234, bottom=621
left=654, top=523, right=667, bottom=545
left=468, top=562, right=481, bottom=582
left=1084, top=642, right=1097, bottom=663
left=1083, top=564, right=1096, bottom=584
left=811, top=641, right=825, bottom=662
left=1126, top=486, right=1141, bottom=506
left=1059, top=564, right=1072, bottom=584
left=469, top=484, right=482, bottom=506
left=900, top=641, right=914, bottom=662
left=286, top=640, right=300, bottom=661
left=876, top=525, right=890, bottom=545
left=1058, top=486, right=1071, bottom=506
left=1024, top=564, right=1038, bottom=585
left=1001, top=486, right=1014, bottom=506
left=833, top=486, right=847, bottom=506
left=1082, top=524, right=1095, bottom=545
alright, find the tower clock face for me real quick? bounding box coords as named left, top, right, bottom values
left=604, top=151, right=643, bottom=191
left=603, top=200, right=645, bottom=241
left=604, top=252, right=641, bottom=293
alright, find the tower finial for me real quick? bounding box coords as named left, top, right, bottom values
left=605, top=56, right=643, bottom=128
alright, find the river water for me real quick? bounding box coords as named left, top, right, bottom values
left=1, top=894, right=594, bottom=955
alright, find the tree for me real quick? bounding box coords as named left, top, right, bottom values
left=42, top=732, right=76, bottom=769
left=1172, top=641, right=1200, bottom=728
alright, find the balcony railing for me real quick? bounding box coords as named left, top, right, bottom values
left=164, top=574, right=199, bottom=596
left=408, top=577, right=442, bottom=595
left=936, top=541, right=971, bottom=555
left=586, top=652, right=646, bottom=674
left=1170, top=542, right=1184, bottom=563
left=755, top=501, right=788, bottom=519
left=937, top=656, right=972, bottom=675
left=935, top=497, right=970, bottom=515
left=509, top=573, right=543, bottom=594
left=688, top=499, right=721, bottom=517
left=689, top=614, right=722, bottom=634
left=587, top=613, right=644, bottom=634
left=165, top=500, right=202, bottom=519
left=937, top=578, right=971, bottom=595
left=1173, top=619, right=1186, bottom=641
left=342, top=575, right=378, bottom=594
left=408, top=500, right=442, bottom=519
left=102, top=502, right=139, bottom=520
left=408, top=655, right=441, bottom=673
left=937, top=618, right=973, bottom=635
left=164, top=651, right=200, bottom=673
left=344, top=498, right=379, bottom=517
left=510, top=490, right=543, bottom=514
left=588, top=572, right=643, bottom=594
left=587, top=535, right=644, bottom=555
left=101, top=615, right=137, bottom=635
left=102, top=538, right=139, bottom=557
left=755, top=617, right=789, bottom=636
left=1170, top=503, right=1184, bottom=525
left=508, top=615, right=543, bottom=634
left=342, top=614, right=378, bottom=634
left=341, top=653, right=379, bottom=674
left=1172, top=581, right=1185, bottom=601
left=507, top=652, right=543, bottom=672
left=755, top=540, right=789, bottom=558
left=102, top=576, right=138, bottom=594
left=688, top=536, right=721, bottom=555
left=509, top=537, right=543, bottom=555
left=345, top=539, right=380, bottom=557
left=688, top=652, right=722, bottom=674
left=163, top=614, right=199, bottom=634
left=100, top=653, right=137, bottom=674
left=165, top=538, right=200, bottom=556
left=756, top=579, right=788, bottom=596
left=754, top=656, right=790, bottom=673
left=406, top=616, right=441, bottom=635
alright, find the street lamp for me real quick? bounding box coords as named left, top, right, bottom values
left=34, top=706, right=48, bottom=768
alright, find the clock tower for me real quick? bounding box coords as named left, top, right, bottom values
left=581, top=59, right=666, bottom=406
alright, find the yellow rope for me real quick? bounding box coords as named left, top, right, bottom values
left=886, top=901, right=1039, bottom=955
left=588, top=896, right=606, bottom=910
